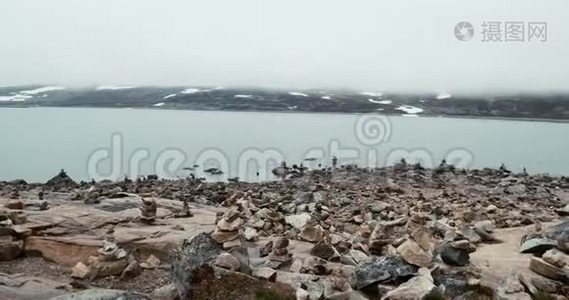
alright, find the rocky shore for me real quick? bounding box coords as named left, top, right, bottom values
left=0, top=163, right=569, bottom=299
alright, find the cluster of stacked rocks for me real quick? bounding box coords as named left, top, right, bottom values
left=2, top=163, right=569, bottom=298
left=522, top=221, right=569, bottom=286
left=0, top=202, right=29, bottom=261
left=0, top=212, right=25, bottom=261
left=139, top=198, right=157, bottom=224
left=71, top=226, right=162, bottom=282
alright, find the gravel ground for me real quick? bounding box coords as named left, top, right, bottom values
left=0, top=255, right=172, bottom=294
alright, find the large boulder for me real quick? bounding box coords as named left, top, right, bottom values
left=519, top=238, right=556, bottom=254
left=171, top=233, right=222, bottom=299
left=440, top=242, right=470, bottom=266
left=353, top=256, right=417, bottom=290
left=382, top=268, right=437, bottom=300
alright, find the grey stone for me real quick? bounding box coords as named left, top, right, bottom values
left=519, top=238, right=557, bottom=254
left=171, top=233, right=222, bottom=299
left=440, top=242, right=470, bottom=266
left=353, top=256, right=417, bottom=289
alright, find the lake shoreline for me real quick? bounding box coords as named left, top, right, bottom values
left=3, top=105, right=569, bottom=124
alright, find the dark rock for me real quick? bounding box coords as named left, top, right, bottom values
left=45, top=169, right=77, bottom=189
left=440, top=242, right=470, bottom=266
left=433, top=274, right=468, bottom=298
left=353, top=256, right=417, bottom=289
left=171, top=233, right=223, bottom=299
left=310, top=240, right=340, bottom=261
left=519, top=238, right=557, bottom=254
left=0, top=240, right=23, bottom=261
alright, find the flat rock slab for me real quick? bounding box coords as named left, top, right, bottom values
left=0, top=273, right=69, bottom=300
left=21, top=197, right=219, bottom=267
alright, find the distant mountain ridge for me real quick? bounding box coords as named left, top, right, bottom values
left=1, top=85, right=569, bottom=120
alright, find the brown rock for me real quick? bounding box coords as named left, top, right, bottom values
left=92, top=259, right=128, bottom=278
left=4, top=201, right=23, bottom=210
left=121, top=260, right=142, bottom=280
left=542, top=249, right=568, bottom=268
left=260, top=241, right=273, bottom=257
left=211, top=229, right=240, bottom=243
left=273, top=237, right=289, bottom=249
left=529, top=257, right=567, bottom=282
left=410, top=227, right=434, bottom=252
left=310, top=240, right=341, bottom=261
left=0, top=239, right=23, bottom=261
left=382, top=268, right=436, bottom=300
left=217, top=218, right=244, bottom=232
left=140, top=254, right=161, bottom=269
left=71, top=262, right=90, bottom=279
left=397, top=239, right=432, bottom=268
left=223, top=239, right=242, bottom=250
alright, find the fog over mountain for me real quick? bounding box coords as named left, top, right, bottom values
left=1, top=0, right=568, bottom=93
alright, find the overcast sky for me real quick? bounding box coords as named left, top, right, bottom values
left=0, top=0, right=568, bottom=93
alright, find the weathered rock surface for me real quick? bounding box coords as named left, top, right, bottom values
left=353, top=256, right=417, bottom=289
left=382, top=268, right=437, bottom=300
left=171, top=233, right=222, bottom=299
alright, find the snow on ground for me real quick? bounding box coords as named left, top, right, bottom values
left=153, top=102, right=165, bottom=107
left=234, top=95, right=253, bottom=98
left=96, top=86, right=137, bottom=90
left=288, top=106, right=298, bottom=110
left=436, top=92, right=452, bottom=100
left=0, top=95, right=33, bottom=102
left=359, top=91, right=383, bottom=97
left=181, top=88, right=206, bottom=94
left=368, top=99, right=392, bottom=104
left=289, top=92, right=309, bottom=97
left=163, top=94, right=177, bottom=99
left=0, top=86, right=65, bottom=102
left=321, top=96, right=331, bottom=100
left=21, top=86, right=65, bottom=95
left=401, top=114, right=420, bottom=117
left=395, top=105, right=424, bottom=114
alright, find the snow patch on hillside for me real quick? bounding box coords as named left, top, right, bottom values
left=0, top=86, right=65, bottom=102
left=369, top=99, right=392, bottom=104
left=21, top=86, right=65, bottom=95
left=289, top=92, right=309, bottom=97
left=396, top=105, right=424, bottom=114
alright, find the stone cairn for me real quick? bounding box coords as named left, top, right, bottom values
left=266, top=236, right=292, bottom=269
left=72, top=226, right=130, bottom=281
left=182, top=199, right=193, bottom=217
left=139, top=198, right=157, bottom=224
left=211, top=207, right=243, bottom=249
left=0, top=215, right=24, bottom=261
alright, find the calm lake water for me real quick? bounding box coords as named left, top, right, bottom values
left=0, top=107, right=568, bottom=182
